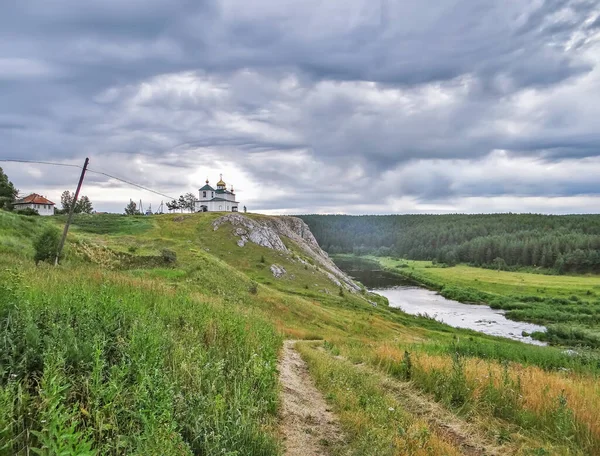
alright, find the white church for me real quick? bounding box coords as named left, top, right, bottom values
left=195, top=175, right=240, bottom=212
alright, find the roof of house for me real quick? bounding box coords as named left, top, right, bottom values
left=14, top=193, right=55, bottom=205
left=199, top=197, right=239, bottom=204
left=199, top=184, right=215, bottom=191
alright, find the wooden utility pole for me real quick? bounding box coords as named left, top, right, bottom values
left=55, top=157, right=89, bottom=265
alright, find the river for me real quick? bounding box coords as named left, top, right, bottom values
left=335, top=257, right=547, bottom=345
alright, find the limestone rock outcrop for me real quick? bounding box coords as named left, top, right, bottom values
left=212, top=213, right=361, bottom=292
left=270, top=264, right=286, bottom=278
left=213, top=213, right=287, bottom=251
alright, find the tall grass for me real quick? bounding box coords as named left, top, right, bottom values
left=367, top=343, right=600, bottom=454
left=296, top=342, right=462, bottom=456
left=0, top=266, right=281, bottom=455
left=423, top=337, right=600, bottom=374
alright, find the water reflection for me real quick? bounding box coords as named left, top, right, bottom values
left=335, top=257, right=547, bottom=345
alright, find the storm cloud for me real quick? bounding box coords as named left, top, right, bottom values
left=1, top=0, right=600, bottom=214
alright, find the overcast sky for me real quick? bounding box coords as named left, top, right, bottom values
left=2, top=0, right=600, bottom=214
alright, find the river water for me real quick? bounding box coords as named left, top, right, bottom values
left=335, top=258, right=547, bottom=345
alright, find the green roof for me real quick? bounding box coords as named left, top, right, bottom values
left=209, top=197, right=239, bottom=203
left=199, top=184, right=214, bottom=191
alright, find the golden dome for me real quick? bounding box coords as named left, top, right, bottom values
left=216, top=174, right=226, bottom=187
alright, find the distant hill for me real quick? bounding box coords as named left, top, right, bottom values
left=299, top=213, right=600, bottom=273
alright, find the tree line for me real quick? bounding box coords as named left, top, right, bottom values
left=299, top=214, right=600, bottom=274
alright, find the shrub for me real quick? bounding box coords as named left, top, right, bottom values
left=33, top=226, right=60, bottom=265
left=249, top=281, right=259, bottom=295
left=128, top=245, right=138, bottom=253
left=160, top=248, right=177, bottom=264
left=16, top=207, right=40, bottom=216
left=260, top=255, right=265, bottom=264
left=400, top=350, right=412, bottom=381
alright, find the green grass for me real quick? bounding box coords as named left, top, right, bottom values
left=422, top=337, right=600, bottom=374
left=59, top=213, right=155, bottom=235
left=0, top=210, right=51, bottom=257
left=0, top=264, right=281, bottom=455
left=374, top=258, right=600, bottom=299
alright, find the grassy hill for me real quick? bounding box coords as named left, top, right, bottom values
left=2, top=210, right=600, bottom=455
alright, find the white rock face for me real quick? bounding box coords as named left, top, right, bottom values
left=270, top=264, right=286, bottom=278
left=212, top=213, right=361, bottom=292
left=213, top=214, right=288, bottom=251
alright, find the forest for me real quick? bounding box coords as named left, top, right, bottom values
left=299, top=214, right=600, bottom=274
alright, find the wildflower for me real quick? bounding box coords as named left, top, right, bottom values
left=388, top=407, right=394, bottom=411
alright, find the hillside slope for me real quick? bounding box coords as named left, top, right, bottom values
left=1, top=210, right=600, bottom=455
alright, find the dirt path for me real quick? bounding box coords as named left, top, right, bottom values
left=279, top=340, right=345, bottom=456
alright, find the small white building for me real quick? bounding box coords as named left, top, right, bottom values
left=13, top=193, right=55, bottom=216
left=195, top=175, right=240, bottom=212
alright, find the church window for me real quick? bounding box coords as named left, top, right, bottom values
left=203, top=191, right=206, bottom=198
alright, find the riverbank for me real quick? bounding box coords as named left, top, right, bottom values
left=334, top=254, right=600, bottom=348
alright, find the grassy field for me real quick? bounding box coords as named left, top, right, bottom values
left=2, top=211, right=600, bottom=455
left=377, top=258, right=600, bottom=299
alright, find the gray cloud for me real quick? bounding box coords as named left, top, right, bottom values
left=1, top=0, right=600, bottom=214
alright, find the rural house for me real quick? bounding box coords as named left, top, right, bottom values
left=13, top=193, right=55, bottom=216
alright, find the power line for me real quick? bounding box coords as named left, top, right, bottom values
left=0, top=158, right=82, bottom=169
left=1, top=158, right=177, bottom=201
left=86, top=168, right=176, bottom=200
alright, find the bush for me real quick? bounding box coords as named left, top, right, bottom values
left=15, top=207, right=40, bottom=216
left=249, top=281, right=259, bottom=295
left=160, top=248, right=177, bottom=264
left=33, top=226, right=60, bottom=265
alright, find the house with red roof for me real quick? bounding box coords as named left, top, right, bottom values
left=13, top=193, right=55, bottom=216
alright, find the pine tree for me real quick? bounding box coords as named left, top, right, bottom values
left=124, top=200, right=139, bottom=215
left=178, top=195, right=186, bottom=213
left=166, top=200, right=179, bottom=212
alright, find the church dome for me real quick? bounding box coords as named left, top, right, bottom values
left=216, top=175, right=226, bottom=187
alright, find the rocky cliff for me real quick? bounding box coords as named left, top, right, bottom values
left=212, top=213, right=361, bottom=292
